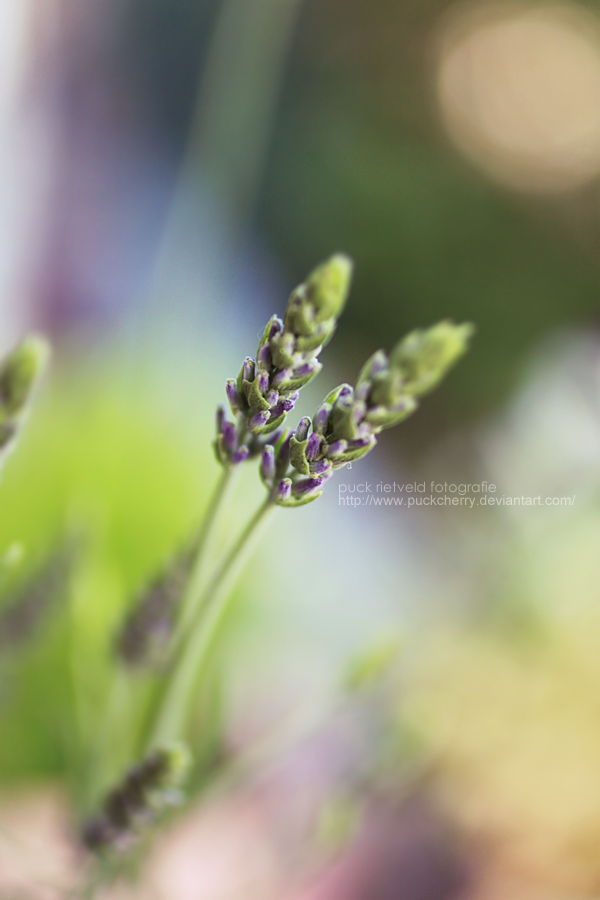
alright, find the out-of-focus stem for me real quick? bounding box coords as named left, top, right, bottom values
left=173, top=464, right=238, bottom=642
left=146, top=497, right=275, bottom=749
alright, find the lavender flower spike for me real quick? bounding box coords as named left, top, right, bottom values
left=215, top=256, right=352, bottom=467
left=282, top=320, right=473, bottom=504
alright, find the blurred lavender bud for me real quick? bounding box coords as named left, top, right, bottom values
left=296, top=416, right=311, bottom=442
left=240, top=357, right=256, bottom=385
left=249, top=410, right=271, bottom=432
left=82, top=743, right=191, bottom=854
left=269, top=398, right=295, bottom=419
left=226, top=380, right=242, bottom=415
left=306, top=433, right=322, bottom=462
left=268, top=316, right=284, bottom=340
left=272, top=367, right=293, bottom=388
left=327, top=439, right=348, bottom=458
left=0, top=541, right=75, bottom=651
left=313, top=402, right=332, bottom=435
left=0, top=336, right=50, bottom=470
left=279, top=482, right=324, bottom=508
left=275, top=478, right=292, bottom=504
left=256, top=315, right=281, bottom=365
left=293, top=477, right=324, bottom=497
left=260, top=445, right=276, bottom=487
left=216, top=405, right=226, bottom=435
left=117, top=546, right=193, bottom=669
left=222, top=421, right=237, bottom=453
left=310, top=459, right=332, bottom=477
left=390, top=321, right=474, bottom=397
left=274, top=359, right=323, bottom=393
left=231, top=445, right=250, bottom=464
left=324, top=384, right=352, bottom=405
left=356, top=349, right=388, bottom=387
left=329, top=436, right=377, bottom=467
left=257, top=343, right=272, bottom=370
left=364, top=398, right=417, bottom=430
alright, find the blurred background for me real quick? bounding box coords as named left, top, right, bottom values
left=1, top=0, right=600, bottom=897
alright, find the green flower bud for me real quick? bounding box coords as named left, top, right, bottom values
left=0, top=336, right=49, bottom=418
left=270, top=331, right=296, bottom=370
left=390, top=320, right=474, bottom=397
left=0, top=336, right=50, bottom=468
left=304, top=254, right=353, bottom=323
left=364, top=397, right=417, bottom=431
left=329, top=391, right=362, bottom=442
left=356, top=349, right=388, bottom=388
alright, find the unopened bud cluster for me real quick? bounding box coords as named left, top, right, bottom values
left=0, top=542, right=74, bottom=650
left=117, top=547, right=193, bottom=668
left=260, top=321, right=473, bottom=507
left=215, top=255, right=353, bottom=467
left=82, top=744, right=191, bottom=853
left=0, top=337, right=49, bottom=471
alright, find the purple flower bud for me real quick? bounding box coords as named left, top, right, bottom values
left=276, top=478, right=292, bottom=503
left=347, top=437, right=372, bottom=450
left=311, top=459, right=331, bottom=476
left=306, top=433, right=322, bottom=462
left=242, top=358, right=256, bottom=383
left=296, top=417, right=311, bottom=442
left=269, top=398, right=296, bottom=419
left=327, top=439, right=348, bottom=457
left=273, top=368, right=292, bottom=387
left=222, top=421, right=237, bottom=453
left=226, top=379, right=242, bottom=412
left=258, top=344, right=272, bottom=369
left=292, top=360, right=319, bottom=379
left=355, top=382, right=370, bottom=402
left=231, top=446, right=250, bottom=464
left=257, top=371, right=270, bottom=396
left=261, top=445, right=276, bottom=484
left=293, top=478, right=323, bottom=496
left=268, top=429, right=283, bottom=447
left=352, top=401, right=367, bottom=426
left=250, top=410, right=270, bottom=430
left=216, top=405, right=225, bottom=434
left=287, top=391, right=300, bottom=403
left=269, top=317, right=283, bottom=339
left=313, top=404, right=331, bottom=435
left=266, top=390, right=279, bottom=407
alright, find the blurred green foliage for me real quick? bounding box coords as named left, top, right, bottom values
left=0, top=350, right=212, bottom=790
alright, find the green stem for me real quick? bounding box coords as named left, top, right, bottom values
left=146, top=497, right=276, bottom=749
left=89, top=466, right=235, bottom=805
left=174, top=464, right=238, bottom=641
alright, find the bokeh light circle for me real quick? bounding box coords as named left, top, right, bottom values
left=435, top=3, right=600, bottom=193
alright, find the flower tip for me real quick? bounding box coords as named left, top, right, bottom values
left=306, top=253, right=354, bottom=322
